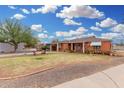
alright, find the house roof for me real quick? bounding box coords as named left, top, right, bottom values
left=60, top=36, right=111, bottom=43
left=51, top=39, right=59, bottom=44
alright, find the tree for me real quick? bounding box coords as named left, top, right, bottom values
left=22, top=30, right=39, bottom=48
left=0, top=19, right=39, bottom=52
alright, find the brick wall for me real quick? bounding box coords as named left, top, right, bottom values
left=60, top=43, right=69, bottom=52
left=84, top=41, right=111, bottom=53
left=58, top=41, right=112, bottom=54
left=101, top=41, right=112, bottom=53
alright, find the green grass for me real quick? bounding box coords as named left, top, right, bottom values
left=0, top=52, right=110, bottom=78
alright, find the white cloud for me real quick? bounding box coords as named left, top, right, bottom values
left=63, top=18, right=82, bottom=25
left=8, top=6, right=16, bottom=9
left=41, top=5, right=58, bottom=14
left=21, top=8, right=30, bottom=14
left=65, top=32, right=95, bottom=40
left=11, top=14, right=26, bottom=20
left=96, top=18, right=117, bottom=28
left=96, top=22, right=100, bottom=27
left=38, top=33, right=48, bottom=38
left=56, top=31, right=71, bottom=37
left=32, top=5, right=59, bottom=14
left=101, top=32, right=120, bottom=39
left=90, top=26, right=102, bottom=31
left=31, top=24, right=43, bottom=32
left=43, top=30, right=48, bottom=33
left=56, top=27, right=88, bottom=37
left=111, top=24, right=124, bottom=33
left=49, top=36, right=55, bottom=39
left=85, top=32, right=96, bottom=37
left=31, top=8, right=36, bottom=14
left=56, top=5, right=104, bottom=19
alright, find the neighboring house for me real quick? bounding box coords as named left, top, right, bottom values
left=112, top=44, right=124, bottom=56
left=112, top=45, right=124, bottom=51
left=0, top=43, right=25, bottom=53
left=51, top=36, right=112, bottom=54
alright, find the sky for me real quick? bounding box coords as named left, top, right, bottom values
left=0, top=5, right=124, bottom=44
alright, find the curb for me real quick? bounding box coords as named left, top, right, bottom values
left=0, top=67, right=55, bottom=80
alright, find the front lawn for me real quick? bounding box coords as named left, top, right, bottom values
left=0, top=52, right=111, bottom=78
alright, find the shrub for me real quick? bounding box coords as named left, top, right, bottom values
left=41, top=46, right=49, bottom=54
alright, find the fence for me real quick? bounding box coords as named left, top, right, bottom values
left=0, top=43, right=25, bottom=53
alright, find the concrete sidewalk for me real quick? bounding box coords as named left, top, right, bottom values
left=0, top=52, right=32, bottom=57
left=54, top=64, right=124, bottom=88
left=0, top=51, right=55, bottom=58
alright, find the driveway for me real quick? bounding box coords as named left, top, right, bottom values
left=54, top=62, right=124, bottom=88
left=0, top=57, right=123, bottom=88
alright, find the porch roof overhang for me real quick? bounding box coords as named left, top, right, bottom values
left=56, top=36, right=110, bottom=44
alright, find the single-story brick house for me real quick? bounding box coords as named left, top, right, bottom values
left=50, top=36, right=112, bottom=54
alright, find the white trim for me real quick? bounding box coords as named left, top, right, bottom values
left=91, top=42, right=102, bottom=46
left=82, top=42, right=85, bottom=53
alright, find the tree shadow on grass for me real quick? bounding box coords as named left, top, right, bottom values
left=35, top=57, right=44, bottom=60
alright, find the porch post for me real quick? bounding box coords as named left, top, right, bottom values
left=74, top=44, right=76, bottom=52
left=57, top=43, right=59, bottom=52
left=82, top=42, right=85, bottom=53
left=50, top=44, right=52, bottom=51
left=71, top=43, right=73, bottom=51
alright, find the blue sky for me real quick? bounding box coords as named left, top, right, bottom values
left=0, top=5, right=124, bottom=43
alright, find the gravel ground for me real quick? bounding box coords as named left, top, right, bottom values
left=0, top=57, right=123, bottom=88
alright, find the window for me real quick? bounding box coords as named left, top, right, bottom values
left=93, top=46, right=101, bottom=50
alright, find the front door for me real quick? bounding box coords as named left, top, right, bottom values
left=74, top=43, right=82, bottom=52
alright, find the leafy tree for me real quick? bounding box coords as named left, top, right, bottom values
left=0, top=19, right=39, bottom=52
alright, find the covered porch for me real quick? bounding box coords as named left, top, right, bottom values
left=59, top=42, right=85, bottom=53
left=51, top=41, right=102, bottom=54
left=69, top=43, right=85, bottom=53
left=61, top=41, right=102, bottom=53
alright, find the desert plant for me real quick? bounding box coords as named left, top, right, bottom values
left=0, top=19, right=39, bottom=52
left=41, top=46, right=49, bottom=54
